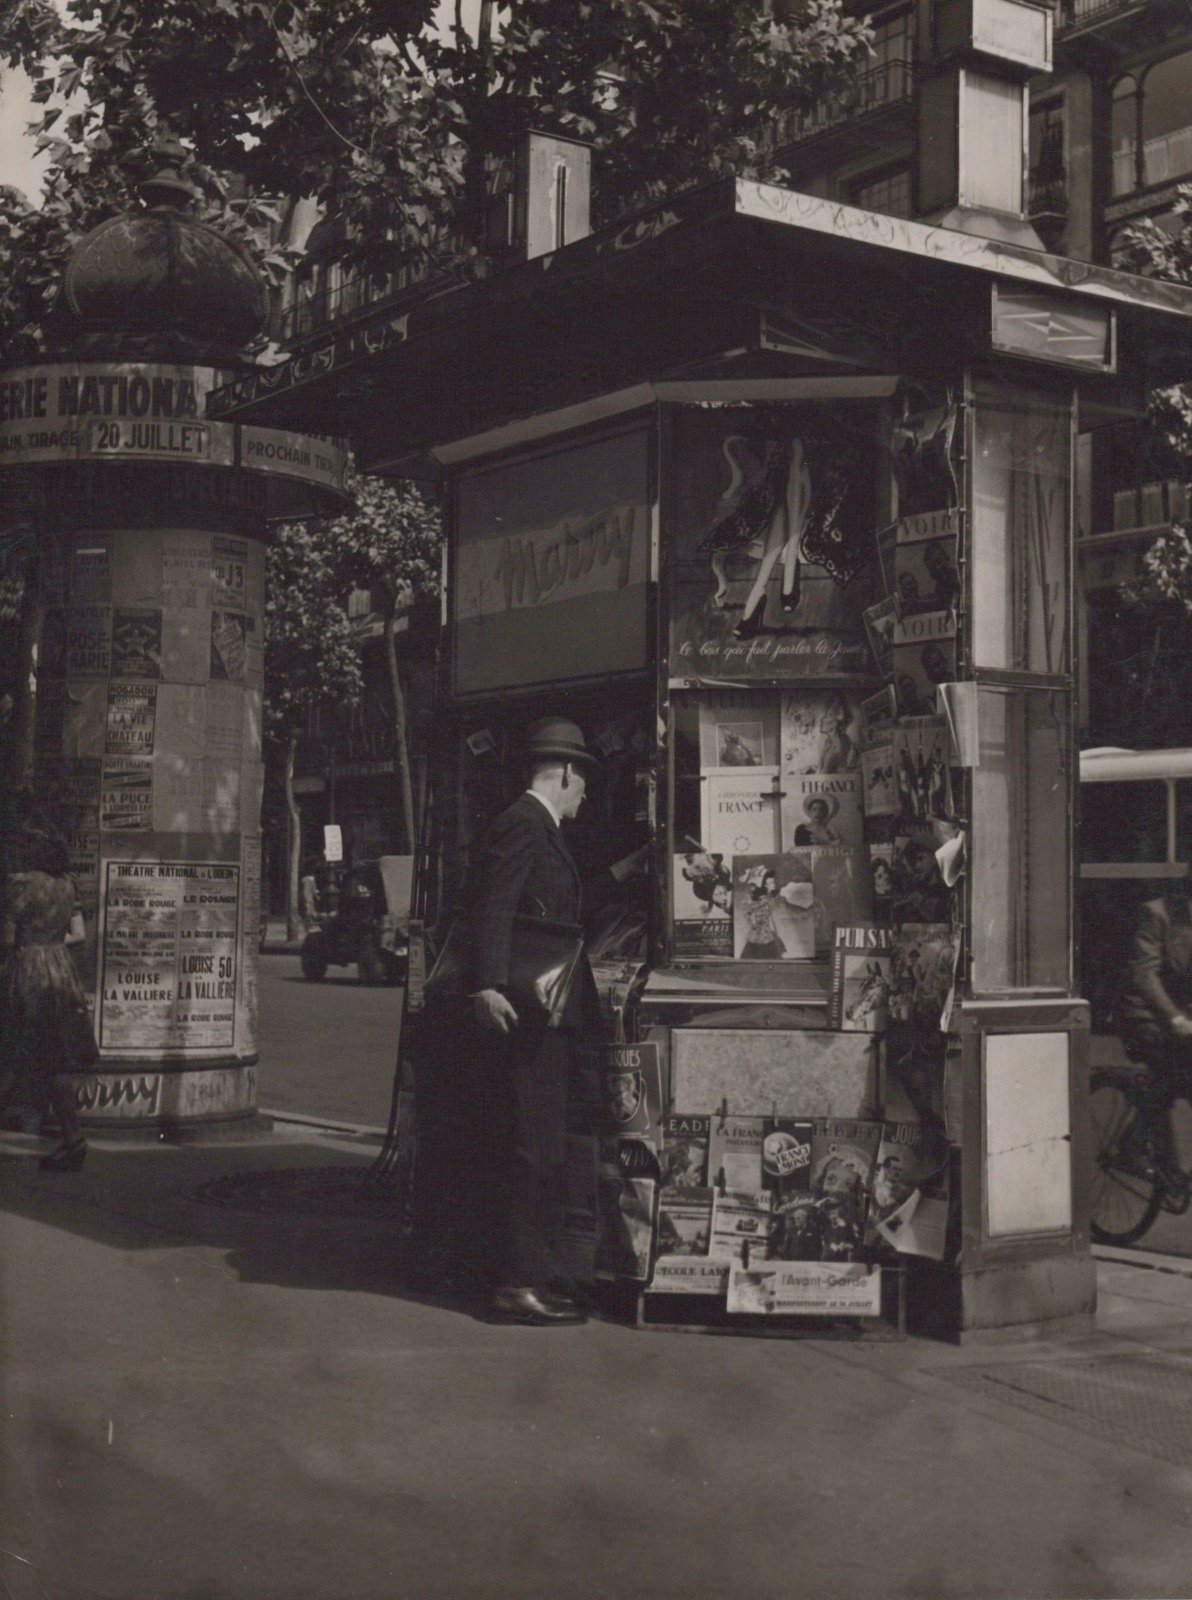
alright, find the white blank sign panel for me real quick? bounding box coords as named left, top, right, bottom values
left=984, top=1032, right=1072, bottom=1237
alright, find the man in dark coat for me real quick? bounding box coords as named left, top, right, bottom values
left=436, top=716, right=645, bottom=1326
left=1120, top=892, right=1192, bottom=1058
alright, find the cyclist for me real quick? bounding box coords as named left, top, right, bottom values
left=1118, top=889, right=1192, bottom=1193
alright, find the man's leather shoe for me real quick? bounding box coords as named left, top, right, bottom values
left=487, top=1287, right=588, bottom=1326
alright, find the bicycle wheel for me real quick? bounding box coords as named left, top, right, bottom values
left=1089, top=1068, right=1164, bottom=1247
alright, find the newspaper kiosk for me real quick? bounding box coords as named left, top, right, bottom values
left=212, top=176, right=1192, bottom=1338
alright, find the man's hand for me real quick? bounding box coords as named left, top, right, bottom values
left=1170, top=1012, right=1192, bottom=1039
left=610, top=843, right=650, bottom=883
left=473, top=988, right=519, bottom=1034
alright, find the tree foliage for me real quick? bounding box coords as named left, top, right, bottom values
left=1085, top=188, right=1192, bottom=745
left=0, top=0, right=872, bottom=355
left=0, top=0, right=57, bottom=79
left=327, top=466, right=440, bottom=611
left=264, top=519, right=364, bottom=753
left=286, top=466, right=442, bottom=851
left=1107, top=187, right=1192, bottom=636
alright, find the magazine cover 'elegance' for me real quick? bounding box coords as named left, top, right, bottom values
left=783, top=773, right=864, bottom=852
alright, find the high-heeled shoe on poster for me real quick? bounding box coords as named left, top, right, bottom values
left=732, top=605, right=767, bottom=640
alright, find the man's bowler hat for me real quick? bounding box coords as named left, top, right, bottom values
left=525, top=716, right=600, bottom=775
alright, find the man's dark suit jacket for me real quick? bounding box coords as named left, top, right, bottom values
left=466, top=792, right=591, bottom=1032
left=1121, top=894, right=1192, bottom=1045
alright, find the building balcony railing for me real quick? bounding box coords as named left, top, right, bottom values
left=1055, top=0, right=1146, bottom=34
left=271, top=224, right=470, bottom=347
left=272, top=261, right=422, bottom=346
left=1028, top=171, right=1069, bottom=219
left=775, top=57, right=915, bottom=150
left=1111, top=127, right=1192, bottom=200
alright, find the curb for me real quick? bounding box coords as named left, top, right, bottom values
left=1093, top=1244, right=1192, bottom=1280
left=262, top=1107, right=390, bottom=1144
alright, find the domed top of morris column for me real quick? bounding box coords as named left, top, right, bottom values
left=54, top=166, right=268, bottom=362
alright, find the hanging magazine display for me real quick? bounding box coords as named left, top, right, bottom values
left=701, top=770, right=781, bottom=861
left=779, top=691, right=863, bottom=775
left=894, top=508, right=959, bottom=616
left=656, top=1186, right=714, bottom=1257
left=866, top=1119, right=950, bottom=1261
left=891, top=611, right=956, bottom=718
left=889, top=924, right=959, bottom=1030
left=698, top=691, right=780, bottom=768
left=730, top=856, right=815, bottom=959
left=828, top=925, right=894, bottom=1031
left=672, top=853, right=733, bottom=957
left=783, top=773, right=863, bottom=852
left=661, top=1116, right=711, bottom=1187
left=725, top=1260, right=882, bottom=1317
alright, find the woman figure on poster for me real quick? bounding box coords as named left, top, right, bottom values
left=794, top=795, right=840, bottom=846
left=739, top=869, right=786, bottom=960
left=813, top=1155, right=866, bottom=1260
left=871, top=856, right=894, bottom=922
left=699, top=430, right=811, bottom=639
left=890, top=392, right=959, bottom=518
left=682, top=851, right=732, bottom=916
left=922, top=540, right=959, bottom=610
left=816, top=693, right=859, bottom=773
left=925, top=746, right=950, bottom=821
left=1, top=821, right=97, bottom=1170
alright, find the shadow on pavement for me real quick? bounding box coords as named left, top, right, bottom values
left=0, top=1135, right=485, bottom=1322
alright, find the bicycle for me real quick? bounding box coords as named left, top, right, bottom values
left=1089, top=1052, right=1192, bottom=1246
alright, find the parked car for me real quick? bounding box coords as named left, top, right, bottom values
left=300, top=855, right=413, bottom=985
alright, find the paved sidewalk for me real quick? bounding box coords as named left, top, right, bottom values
left=3, top=1123, right=1192, bottom=1600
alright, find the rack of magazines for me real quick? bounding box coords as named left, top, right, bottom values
left=569, top=1014, right=954, bottom=1334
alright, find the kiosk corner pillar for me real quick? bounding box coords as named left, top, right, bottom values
left=909, top=999, right=1096, bottom=1342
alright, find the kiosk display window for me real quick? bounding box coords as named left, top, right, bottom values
left=670, top=687, right=874, bottom=960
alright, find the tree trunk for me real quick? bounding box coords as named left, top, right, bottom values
left=384, top=614, right=416, bottom=854
left=285, top=731, right=302, bottom=941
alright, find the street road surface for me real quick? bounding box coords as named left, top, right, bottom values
left=256, top=951, right=402, bottom=1129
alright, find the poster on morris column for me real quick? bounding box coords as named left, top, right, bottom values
left=98, top=862, right=240, bottom=1054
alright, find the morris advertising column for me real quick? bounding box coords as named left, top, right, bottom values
left=0, top=181, right=344, bottom=1129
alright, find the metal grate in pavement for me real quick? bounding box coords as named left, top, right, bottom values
left=943, top=1350, right=1192, bottom=1470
